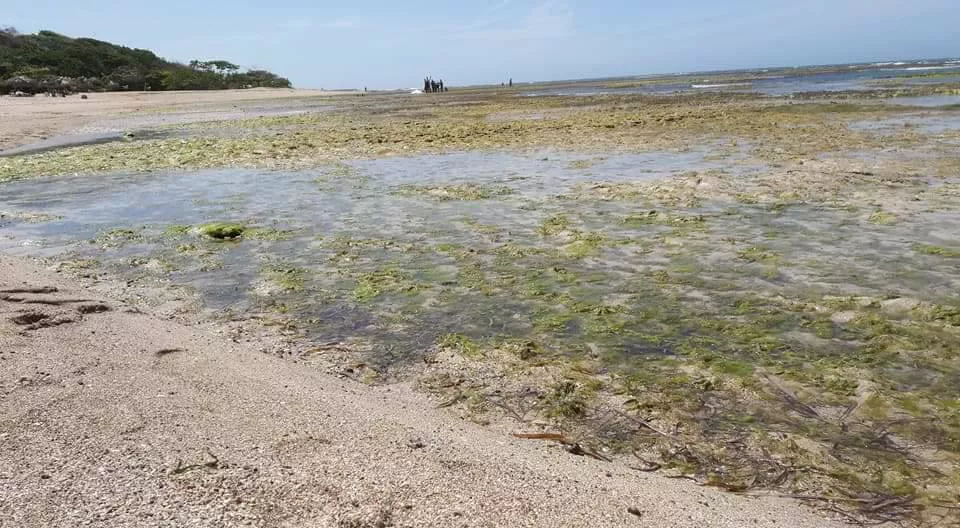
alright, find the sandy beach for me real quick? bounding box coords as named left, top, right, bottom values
left=0, top=89, right=351, bottom=152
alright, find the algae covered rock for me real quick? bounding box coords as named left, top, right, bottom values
left=197, top=222, right=245, bottom=240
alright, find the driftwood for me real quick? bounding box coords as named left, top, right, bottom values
left=1, top=294, right=99, bottom=306
left=155, top=348, right=186, bottom=357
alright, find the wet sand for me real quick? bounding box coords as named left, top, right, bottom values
left=0, top=88, right=352, bottom=152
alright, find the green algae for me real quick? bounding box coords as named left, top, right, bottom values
left=353, top=267, right=423, bottom=302
left=559, top=232, right=606, bottom=259
left=868, top=210, right=896, bottom=225
left=437, top=333, right=482, bottom=358
left=261, top=265, right=307, bottom=293
left=393, top=183, right=513, bottom=201
left=537, top=214, right=571, bottom=236
left=92, top=227, right=142, bottom=248
left=162, top=224, right=192, bottom=237
left=198, top=222, right=245, bottom=240
left=246, top=227, right=296, bottom=241
left=737, top=246, right=778, bottom=263
left=913, top=244, right=960, bottom=258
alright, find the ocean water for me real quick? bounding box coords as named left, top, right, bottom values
left=520, top=60, right=960, bottom=98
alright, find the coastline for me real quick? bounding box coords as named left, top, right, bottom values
left=0, top=88, right=353, bottom=152
left=0, top=254, right=846, bottom=527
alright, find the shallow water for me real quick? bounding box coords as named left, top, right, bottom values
left=520, top=64, right=960, bottom=98
left=0, top=129, right=180, bottom=157
left=2, top=150, right=958, bottom=374
left=849, top=112, right=960, bottom=134
left=0, top=132, right=124, bottom=157
left=883, top=95, right=960, bottom=107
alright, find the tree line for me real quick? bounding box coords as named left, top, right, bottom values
left=0, top=27, right=291, bottom=95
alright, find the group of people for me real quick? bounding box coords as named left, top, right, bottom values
left=423, top=76, right=446, bottom=93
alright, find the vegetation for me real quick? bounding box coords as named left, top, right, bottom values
left=913, top=243, right=960, bottom=258
left=0, top=27, right=291, bottom=94
left=198, top=222, right=245, bottom=240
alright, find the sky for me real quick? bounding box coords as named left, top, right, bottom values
left=6, top=1, right=960, bottom=89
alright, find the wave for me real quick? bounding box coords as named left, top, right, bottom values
left=905, top=66, right=956, bottom=71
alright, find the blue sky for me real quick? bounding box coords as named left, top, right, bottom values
left=7, top=1, right=960, bottom=89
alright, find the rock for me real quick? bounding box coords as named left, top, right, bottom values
left=830, top=311, right=858, bottom=324
left=880, top=298, right=921, bottom=314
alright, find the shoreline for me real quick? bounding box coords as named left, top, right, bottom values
left=0, top=254, right=846, bottom=527
left=0, top=88, right=354, bottom=152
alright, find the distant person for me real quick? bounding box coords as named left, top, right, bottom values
left=439, top=79, right=444, bottom=92
left=509, top=78, right=513, bottom=87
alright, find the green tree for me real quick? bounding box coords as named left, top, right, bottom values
left=1, top=29, right=292, bottom=93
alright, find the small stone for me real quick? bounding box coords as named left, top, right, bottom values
left=830, top=311, right=857, bottom=324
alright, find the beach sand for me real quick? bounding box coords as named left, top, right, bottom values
left=0, top=88, right=351, bottom=151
